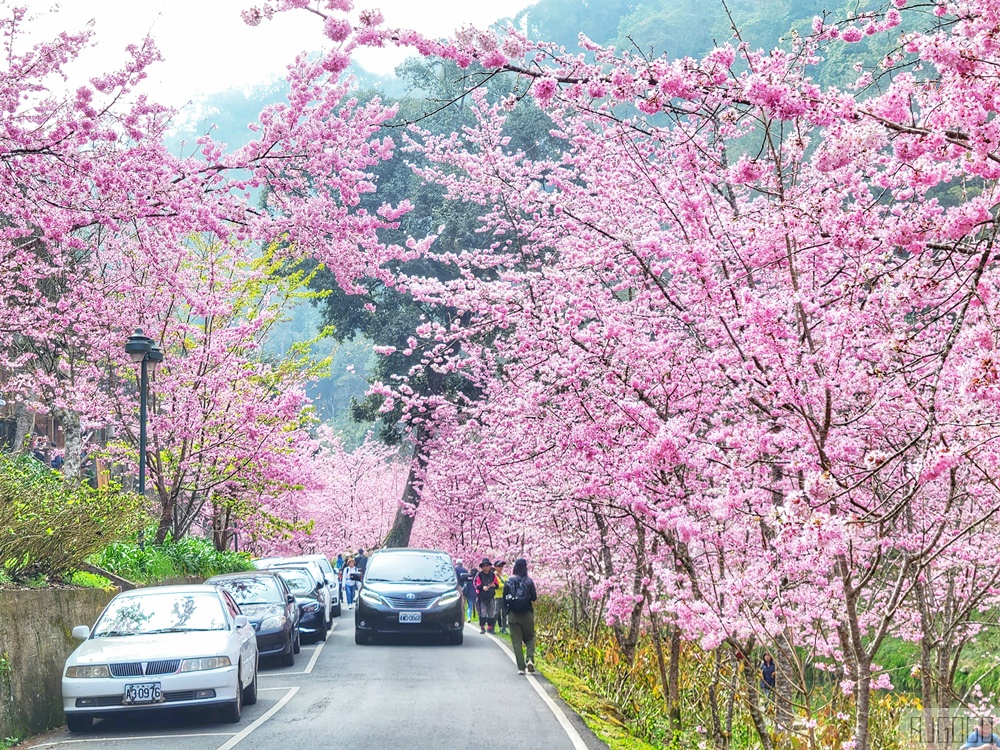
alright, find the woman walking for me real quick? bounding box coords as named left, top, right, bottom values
left=342, top=556, right=360, bottom=609
left=474, top=558, right=500, bottom=633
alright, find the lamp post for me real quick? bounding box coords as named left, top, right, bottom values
left=124, top=329, right=163, bottom=545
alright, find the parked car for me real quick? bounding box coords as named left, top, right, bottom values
left=205, top=571, right=300, bottom=666
left=258, top=558, right=333, bottom=628
left=283, top=554, right=341, bottom=618
left=354, top=548, right=466, bottom=645
left=273, top=567, right=327, bottom=643
left=62, top=584, right=258, bottom=732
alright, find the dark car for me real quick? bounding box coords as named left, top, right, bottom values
left=273, top=567, right=327, bottom=643
left=354, top=548, right=467, bottom=645
left=206, top=571, right=300, bottom=666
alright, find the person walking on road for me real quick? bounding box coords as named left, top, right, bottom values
left=475, top=558, right=501, bottom=633
left=493, top=560, right=508, bottom=634
left=462, top=561, right=478, bottom=623
left=342, top=557, right=360, bottom=609
left=503, top=557, right=538, bottom=675
left=355, top=548, right=369, bottom=576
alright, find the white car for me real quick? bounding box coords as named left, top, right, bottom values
left=62, top=584, right=259, bottom=732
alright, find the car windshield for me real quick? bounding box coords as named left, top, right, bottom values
left=92, top=592, right=227, bottom=637
left=214, top=577, right=282, bottom=605
left=365, top=553, right=456, bottom=583
left=276, top=569, right=316, bottom=595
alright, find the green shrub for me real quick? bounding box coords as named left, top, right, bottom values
left=93, top=536, right=254, bottom=584
left=0, top=452, right=145, bottom=579
left=66, top=570, right=115, bottom=590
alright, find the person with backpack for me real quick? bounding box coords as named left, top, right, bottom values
left=475, top=558, right=501, bottom=633
left=503, top=557, right=538, bottom=675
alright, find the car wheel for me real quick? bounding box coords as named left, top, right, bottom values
left=355, top=629, right=369, bottom=645
left=66, top=713, right=93, bottom=733
left=450, top=631, right=464, bottom=646
left=293, top=629, right=301, bottom=654
left=280, top=635, right=295, bottom=666
left=243, top=662, right=258, bottom=706
left=220, top=670, right=243, bottom=723
left=332, top=603, right=342, bottom=618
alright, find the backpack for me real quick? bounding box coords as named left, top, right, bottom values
left=504, top=576, right=532, bottom=612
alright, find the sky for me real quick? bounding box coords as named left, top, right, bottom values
left=32, top=0, right=536, bottom=110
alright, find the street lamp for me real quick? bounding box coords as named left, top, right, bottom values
left=124, top=328, right=163, bottom=511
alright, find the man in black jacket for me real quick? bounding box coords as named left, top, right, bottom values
left=503, top=558, right=538, bottom=675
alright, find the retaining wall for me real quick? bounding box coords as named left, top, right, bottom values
left=0, top=588, right=116, bottom=739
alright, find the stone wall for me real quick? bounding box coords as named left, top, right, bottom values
left=0, top=588, right=116, bottom=739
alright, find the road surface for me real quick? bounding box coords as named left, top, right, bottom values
left=26, top=619, right=608, bottom=750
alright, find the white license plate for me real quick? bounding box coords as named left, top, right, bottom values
left=399, top=611, right=421, bottom=624
left=123, top=682, right=162, bottom=704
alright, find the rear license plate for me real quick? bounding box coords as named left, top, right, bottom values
left=399, top=611, right=421, bottom=624
left=123, top=682, right=162, bottom=704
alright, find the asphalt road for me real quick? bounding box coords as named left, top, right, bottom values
left=27, top=618, right=608, bottom=750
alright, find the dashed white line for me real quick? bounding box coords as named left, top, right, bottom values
left=214, top=687, right=298, bottom=750
left=483, top=627, right=589, bottom=750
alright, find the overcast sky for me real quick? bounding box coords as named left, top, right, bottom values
left=32, top=0, right=536, bottom=109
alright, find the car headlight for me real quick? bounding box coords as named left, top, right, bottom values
left=301, top=602, right=320, bottom=613
left=66, top=665, right=110, bottom=678
left=435, top=590, right=461, bottom=607
left=359, top=589, right=387, bottom=607
left=260, top=616, right=286, bottom=631
left=180, top=656, right=232, bottom=672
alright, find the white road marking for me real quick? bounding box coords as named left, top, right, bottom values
left=483, top=627, right=589, bottom=750
left=214, top=687, right=298, bottom=750
left=260, top=624, right=331, bottom=676
left=258, top=686, right=297, bottom=691
left=32, top=733, right=233, bottom=748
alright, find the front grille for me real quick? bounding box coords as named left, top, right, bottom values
left=108, top=660, right=179, bottom=677
left=145, top=660, right=180, bottom=675
left=109, top=663, right=143, bottom=678
left=382, top=593, right=437, bottom=609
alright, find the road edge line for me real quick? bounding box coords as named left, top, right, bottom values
left=304, top=623, right=334, bottom=674
left=482, top=628, right=590, bottom=750
left=215, top=686, right=298, bottom=750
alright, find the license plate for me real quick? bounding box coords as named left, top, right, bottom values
left=399, top=611, right=421, bottom=624
left=123, top=682, right=162, bottom=704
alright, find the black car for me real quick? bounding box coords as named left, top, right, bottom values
left=206, top=571, right=300, bottom=666
left=273, top=567, right=327, bottom=643
left=353, top=549, right=467, bottom=645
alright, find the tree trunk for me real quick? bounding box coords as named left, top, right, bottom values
left=12, top=403, right=32, bottom=453
left=854, top=670, right=873, bottom=750
left=52, top=407, right=82, bottom=479
left=668, top=622, right=682, bottom=735
left=383, top=425, right=427, bottom=548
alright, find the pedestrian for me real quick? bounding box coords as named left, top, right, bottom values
left=342, top=557, right=360, bottom=609
left=335, top=553, right=344, bottom=572
left=493, top=560, right=508, bottom=634
left=760, top=653, right=776, bottom=697
left=475, top=558, right=500, bottom=634
left=462, top=562, right=478, bottom=623
left=356, top=548, right=369, bottom=575
left=962, top=716, right=1000, bottom=749
left=503, top=557, right=538, bottom=675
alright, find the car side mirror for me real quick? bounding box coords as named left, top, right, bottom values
left=234, top=615, right=249, bottom=629
left=350, top=572, right=362, bottom=581
left=287, top=594, right=296, bottom=604
left=71, top=625, right=90, bottom=640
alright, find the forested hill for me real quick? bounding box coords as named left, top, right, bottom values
left=511, top=0, right=856, bottom=56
